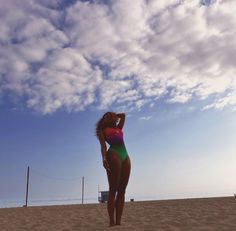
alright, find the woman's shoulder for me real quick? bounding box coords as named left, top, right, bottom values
left=103, top=126, right=119, bottom=134
left=103, top=127, right=112, bottom=133
left=104, top=126, right=120, bottom=130
left=102, top=127, right=112, bottom=134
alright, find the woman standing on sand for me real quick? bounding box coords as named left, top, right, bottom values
left=95, top=112, right=131, bottom=226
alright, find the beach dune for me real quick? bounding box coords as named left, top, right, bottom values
left=0, top=196, right=235, bottom=231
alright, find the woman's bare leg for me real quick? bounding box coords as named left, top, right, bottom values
left=106, top=152, right=122, bottom=226
left=115, top=156, right=131, bottom=225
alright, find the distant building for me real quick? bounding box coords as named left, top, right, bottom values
left=98, top=191, right=109, bottom=203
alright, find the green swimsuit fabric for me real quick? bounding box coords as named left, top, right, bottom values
left=108, top=144, right=128, bottom=162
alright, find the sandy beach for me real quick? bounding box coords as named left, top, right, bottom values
left=0, top=196, right=235, bottom=231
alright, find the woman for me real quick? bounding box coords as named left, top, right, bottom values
left=95, top=112, right=131, bottom=226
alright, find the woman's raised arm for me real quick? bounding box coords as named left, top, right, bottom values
left=116, top=113, right=125, bottom=130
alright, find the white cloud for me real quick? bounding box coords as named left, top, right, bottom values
left=203, top=92, right=236, bottom=111
left=0, top=0, right=236, bottom=113
left=139, top=116, right=152, bottom=120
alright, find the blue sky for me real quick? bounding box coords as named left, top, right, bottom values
left=1, top=0, right=236, bottom=207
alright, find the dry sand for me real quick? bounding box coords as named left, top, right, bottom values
left=0, top=196, right=235, bottom=231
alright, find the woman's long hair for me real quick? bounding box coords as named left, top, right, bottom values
left=95, top=112, right=114, bottom=139
left=95, top=117, right=105, bottom=139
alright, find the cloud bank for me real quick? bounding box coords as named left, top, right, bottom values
left=0, top=0, right=236, bottom=114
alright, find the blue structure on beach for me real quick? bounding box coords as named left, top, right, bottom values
left=98, top=191, right=109, bottom=203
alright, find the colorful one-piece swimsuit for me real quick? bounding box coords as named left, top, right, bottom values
left=104, top=127, right=128, bottom=162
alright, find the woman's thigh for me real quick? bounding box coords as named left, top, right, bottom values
left=106, top=151, right=122, bottom=191
left=118, top=155, right=131, bottom=191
